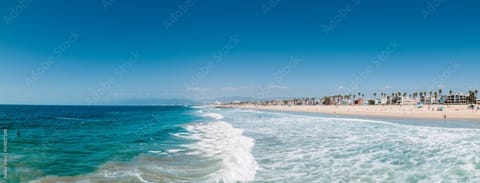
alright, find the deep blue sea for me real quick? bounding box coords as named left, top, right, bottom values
left=1, top=105, right=480, bottom=182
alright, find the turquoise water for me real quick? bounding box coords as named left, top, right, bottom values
left=0, top=105, right=204, bottom=182
left=2, top=105, right=480, bottom=182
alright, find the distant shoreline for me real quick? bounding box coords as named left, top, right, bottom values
left=219, top=104, right=480, bottom=121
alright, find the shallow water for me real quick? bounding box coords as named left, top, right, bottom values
left=220, top=108, right=480, bottom=182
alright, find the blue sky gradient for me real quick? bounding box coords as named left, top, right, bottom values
left=1, top=0, right=479, bottom=104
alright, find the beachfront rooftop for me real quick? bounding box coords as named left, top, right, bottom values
left=230, top=90, right=479, bottom=106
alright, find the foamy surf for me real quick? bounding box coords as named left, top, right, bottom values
left=202, top=112, right=225, bottom=120
left=219, top=108, right=480, bottom=182
left=182, top=121, right=258, bottom=182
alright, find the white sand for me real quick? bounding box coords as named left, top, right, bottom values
left=221, top=104, right=480, bottom=120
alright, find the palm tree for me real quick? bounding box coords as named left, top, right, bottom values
left=472, top=91, right=476, bottom=104
left=429, top=91, right=433, bottom=104
left=423, top=92, right=427, bottom=103
left=446, top=90, right=453, bottom=105
left=373, top=93, right=377, bottom=98
left=439, top=89, right=442, bottom=96
left=420, top=92, right=425, bottom=103
left=476, top=90, right=479, bottom=104
left=468, top=91, right=474, bottom=104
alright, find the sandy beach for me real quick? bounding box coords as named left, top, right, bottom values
left=220, top=104, right=480, bottom=120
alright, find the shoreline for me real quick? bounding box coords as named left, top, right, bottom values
left=219, top=104, right=480, bottom=121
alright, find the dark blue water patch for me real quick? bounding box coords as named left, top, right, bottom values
left=0, top=105, right=200, bottom=180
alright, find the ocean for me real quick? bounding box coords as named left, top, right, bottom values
left=1, top=105, right=480, bottom=182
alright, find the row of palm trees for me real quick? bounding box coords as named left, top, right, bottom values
left=251, top=89, right=479, bottom=106
left=326, top=89, right=479, bottom=105
left=467, top=90, right=479, bottom=104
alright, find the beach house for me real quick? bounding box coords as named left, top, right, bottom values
left=439, top=96, right=446, bottom=104
left=393, top=96, right=416, bottom=105
left=354, top=98, right=364, bottom=105
left=402, top=97, right=417, bottom=105
left=374, top=98, right=385, bottom=105
left=445, top=93, right=468, bottom=104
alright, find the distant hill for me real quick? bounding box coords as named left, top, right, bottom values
left=104, top=98, right=200, bottom=105
left=102, top=96, right=294, bottom=106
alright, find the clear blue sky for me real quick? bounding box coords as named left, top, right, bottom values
left=1, top=0, right=479, bottom=104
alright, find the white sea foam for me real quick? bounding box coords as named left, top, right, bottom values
left=202, top=112, right=224, bottom=120
left=182, top=121, right=258, bottom=182
left=170, top=132, right=189, bottom=138
left=166, top=149, right=183, bottom=153
left=147, top=150, right=167, bottom=155
left=221, top=109, right=480, bottom=182
left=56, top=117, right=82, bottom=121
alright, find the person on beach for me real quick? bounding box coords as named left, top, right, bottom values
left=443, top=114, right=447, bottom=120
